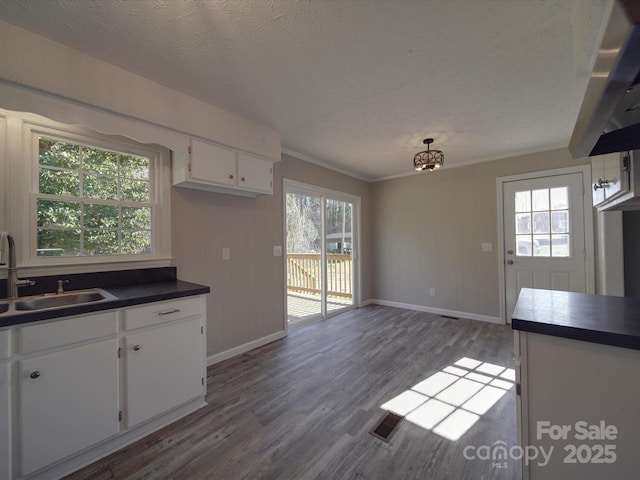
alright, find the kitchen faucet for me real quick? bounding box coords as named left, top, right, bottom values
left=0, top=232, right=35, bottom=299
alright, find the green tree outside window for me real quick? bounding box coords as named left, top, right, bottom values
left=37, top=137, right=153, bottom=257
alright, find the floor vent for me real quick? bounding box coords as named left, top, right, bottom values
left=440, top=315, right=459, bottom=320
left=370, top=412, right=404, bottom=442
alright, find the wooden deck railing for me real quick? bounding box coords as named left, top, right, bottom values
left=287, top=253, right=352, bottom=298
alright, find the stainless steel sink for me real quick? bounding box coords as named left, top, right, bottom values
left=13, top=289, right=117, bottom=311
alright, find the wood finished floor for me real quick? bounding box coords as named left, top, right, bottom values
left=66, top=306, right=519, bottom=480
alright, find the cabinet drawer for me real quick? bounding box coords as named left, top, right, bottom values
left=0, top=330, right=9, bottom=360
left=124, top=296, right=202, bottom=330
left=19, top=310, right=118, bottom=354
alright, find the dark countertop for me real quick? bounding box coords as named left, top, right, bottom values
left=512, top=288, right=640, bottom=351
left=0, top=279, right=210, bottom=329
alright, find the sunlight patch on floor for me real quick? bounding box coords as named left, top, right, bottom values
left=380, top=357, right=515, bottom=441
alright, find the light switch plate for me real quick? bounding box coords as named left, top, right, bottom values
left=273, top=245, right=282, bottom=257
left=481, top=242, right=493, bottom=252
left=222, top=247, right=230, bottom=260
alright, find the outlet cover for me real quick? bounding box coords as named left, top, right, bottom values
left=429, top=288, right=436, bottom=297
left=273, top=245, right=282, bottom=257
left=222, top=247, right=231, bottom=260
left=481, top=242, right=493, bottom=252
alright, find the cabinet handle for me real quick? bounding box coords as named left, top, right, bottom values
left=30, top=371, right=40, bottom=379
left=133, top=344, right=141, bottom=351
left=228, top=174, right=234, bottom=179
left=158, top=308, right=180, bottom=316
left=593, top=178, right=609, bottom=191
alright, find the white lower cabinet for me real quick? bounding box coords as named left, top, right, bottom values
left=516, top=331, right=640, bottom=479
left=126, top=318, right=203, bottom=427
left=1, top=361, right=11, bottom=480
left=19, top=339, right=119, bottom=476
left=2, top=294, right=206, bottom=480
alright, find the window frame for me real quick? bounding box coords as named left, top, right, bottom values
left=21, top=118, right=171, bottom=269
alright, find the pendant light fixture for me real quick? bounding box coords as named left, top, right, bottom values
left=413, top=138, right=444, bottom=171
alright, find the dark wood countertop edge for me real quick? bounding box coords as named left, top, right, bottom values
left=511, top=288, right=640, bottom=351
left=512, top=319, right=640, bottom=351
left=0, top=281, right=210, bottom=329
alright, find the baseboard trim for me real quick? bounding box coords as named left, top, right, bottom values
left=206, top=330, right=287, bottom=366
left=359, top=299, right=376, bottom=307
left=367, top=299, right=503, bottom=324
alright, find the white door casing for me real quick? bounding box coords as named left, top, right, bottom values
left=499, top=168, right=594, bottom=323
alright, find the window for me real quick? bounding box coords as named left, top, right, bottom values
left=0, top=109, right=171, bottom=270
left=514, top=187, right=570, bottom=257
left=36, top=137, right=153, bottom=257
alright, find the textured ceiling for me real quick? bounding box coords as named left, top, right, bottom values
left=0, top=0, right=611, bottom=180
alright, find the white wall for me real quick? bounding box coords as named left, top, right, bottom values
left=0, top=20, right=280, bottom=161
left=172, top=153, right=372, bottom=359
left=370, top=148, right=591, bottom=319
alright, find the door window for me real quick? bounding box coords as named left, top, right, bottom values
left=514, top=187, right=570, bottom=257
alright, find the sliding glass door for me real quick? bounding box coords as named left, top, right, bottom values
left=286, top=192, right=322, bottom=321
left=284, top=180, right=359, bottom=329
left=325, top=198, right=354, bottom=315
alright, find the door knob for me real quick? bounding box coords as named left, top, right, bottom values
left=133, top=344, right=141, bottom=351
left=507, top=260, right=514, bottom=265
left=30, top=371, right=41, bottom=379
left=507, top=250, right=513, bottom=255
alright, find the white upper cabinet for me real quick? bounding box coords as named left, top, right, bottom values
left=591, top=152, right=627, bottom=207
left=237, top=152, right=274, bottom=194
left=173, top=138, right=273, bottom=197
left=591, top=150, right=640, bottom=211
left=188, top=139, right=237, bottom=187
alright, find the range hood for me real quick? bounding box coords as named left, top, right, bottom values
left=569, top=0, right=640, bottom=158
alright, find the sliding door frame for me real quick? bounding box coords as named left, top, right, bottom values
left=283, top=179, right=361, bottom=332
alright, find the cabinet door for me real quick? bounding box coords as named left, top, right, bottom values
left=189, top=138, right=237, bottom=187
left=19, top=339, right=119, bottom=476
left=0, top=362, right=10, bottom=480
left=125, top=318, right=203, bottom=427
left=0, top=330, right=9, bottom=361
left=522, top=332, right=640, bottom=479
left=237, top=153, right=273, bottom=194
left=592, top=157, right=606, bottom=206
left=602, top=151, right=627, bottom=201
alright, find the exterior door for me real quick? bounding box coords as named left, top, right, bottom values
left=503, top=173, right=587, bottom=321
left=284, top=180, right=360, bottom=329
